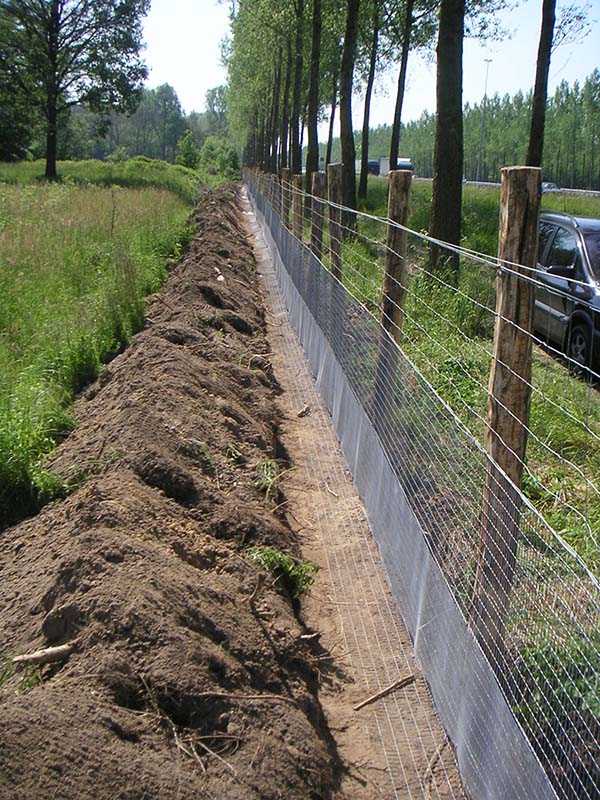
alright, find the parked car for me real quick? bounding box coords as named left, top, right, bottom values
left=541, top=181, right=560, bottom=193
left=367, top=159, right=380, bottom=176
left=534, top=211, right=600, bottom=373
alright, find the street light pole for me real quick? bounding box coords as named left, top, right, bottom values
left=475, top=58, right=492, bottom=183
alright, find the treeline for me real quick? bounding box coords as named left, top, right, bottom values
left=0, top=1, right=239, bottom=179
left=0, top=76, right=239, bottom=178
left=342, top=70, right=599, bottom=189
left=226, top=0, right=596, bottom=220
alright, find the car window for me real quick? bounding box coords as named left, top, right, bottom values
left=539, top=221, right=556, bottom=263
left=583, top=232, right=600, bottom=281
left=546, top=227, right=579, bottom=270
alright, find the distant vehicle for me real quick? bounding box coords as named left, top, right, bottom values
left=541, top=181, right=560, bottom=193
left=534, top=211, right=600, bottom=372
left=367, top=159, right=380, bottom=176
left=397, top=158, right=414, bottom=172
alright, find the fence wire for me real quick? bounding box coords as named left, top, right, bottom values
left=246, top=169, right=600, bottom=800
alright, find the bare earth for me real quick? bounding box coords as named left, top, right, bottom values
left=0, top=184, right=461, bottom=800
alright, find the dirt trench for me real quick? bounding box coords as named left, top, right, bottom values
left=0, top=185, right=346, bottom=800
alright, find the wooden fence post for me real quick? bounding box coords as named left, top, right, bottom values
left=470, top=166, right=542, bottom=663
left=274, top=172, right=282, bottom=216
left=310, top=171, right=326, bottom=260
left=281, top=167, right=291, bottom=229
left=292, top=174, right=303, bottom=241
left=381, top=170, right=412, bottom=338
left=327, top=163, right=343, bottom=280
left=373, top=170, right=412, bottom=426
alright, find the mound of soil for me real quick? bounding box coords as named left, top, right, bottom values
left=0, top=185, right=341, bottom=800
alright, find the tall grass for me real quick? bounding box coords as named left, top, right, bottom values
left=0, top=157, right=204, bottom=204
left=0, top=179, right=192, bottom=525
left=348, top=178, right=600, bottom=570
left=363, top=176, right=600, bottom=257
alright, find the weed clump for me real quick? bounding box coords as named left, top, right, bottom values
left=248, top=546, right=319, bottom=597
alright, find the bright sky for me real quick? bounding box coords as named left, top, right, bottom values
left=142, top=0, right=600, bottom=126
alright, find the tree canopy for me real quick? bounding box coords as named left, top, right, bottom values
left=0, top=0, right=150, bottom=177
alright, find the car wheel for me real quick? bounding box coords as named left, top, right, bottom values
left=567, top=323, right=591, bottom=370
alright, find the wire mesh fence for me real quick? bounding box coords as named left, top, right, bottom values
left=245, top=167, right=600, bottom=800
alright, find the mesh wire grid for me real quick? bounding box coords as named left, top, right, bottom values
left=246, top=197, right=463, bottom=799
left=246, top=169, right=600, bottom=800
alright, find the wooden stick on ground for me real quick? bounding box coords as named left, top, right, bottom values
left=353, top=673, right=416, bottom=711
left=13, top=642, right=75, bottom=666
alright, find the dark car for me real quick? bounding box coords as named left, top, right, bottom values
left=367, top=159, right=380, bottom=176
left=534, top=211, right=600, bottom=373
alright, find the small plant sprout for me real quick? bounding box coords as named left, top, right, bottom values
left=254, top=460, right=281, bottom=500
left=248, top=546, right=319, bottom=597
left=226, top=442, right=246, bottom=465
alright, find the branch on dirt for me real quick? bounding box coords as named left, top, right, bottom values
left=353, top=673, right=416, bottom=711
left=12, top=642, right=76, bottom=666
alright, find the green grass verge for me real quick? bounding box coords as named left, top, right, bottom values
left=354, top=176, right=600, bottom=571
left=0, top=164, right=197, bottom=526
left=0, top=156, right=223, bottom=205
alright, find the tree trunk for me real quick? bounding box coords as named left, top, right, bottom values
left=526, top=0, right=555, bottom=167
left=326, top=71, right=338, bottom=167
left=270, top=60, right=282, bottom=171
left=389, top=0, right=414, bottom=171
left=291, top=0, right=305, bottom=174
left=339, top=0, right=361, bottom=214
left=358, top=6, right=380, bottom=200
left=429, top=0, right=465, bottom=282
left=45, top=99, right=58, bottom=180
left=305, top=0, right=322, bottom=197
left=280, top=36, right=292, bottom=170
left=44, top=0, right=60, bottom=180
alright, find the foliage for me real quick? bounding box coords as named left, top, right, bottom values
left=0, top=0, right=150, bottom=177
left=0, top=172, right=193, bottom=526
left=331, top=69, right=600, bottom=190
left=254, top=460, right=281, bottom=500
left=198, top=137, right=240, bottom=179
left=0, top=13, right=32, bottom=160
left=510, top=630, right=600, bottom=753
left=348, top=175, right=600, bottom=567
left=176, top=132, right=201, bottom=170
left=0, top=157, right=201, bottom=203
left=248, top=546, right=319, bottom=597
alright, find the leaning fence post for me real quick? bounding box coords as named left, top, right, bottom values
left=310, top=171, right=326, bottom=260
left=373, top=170, right=412, bottom=427
left=327, top=163, right=343, bottom=280
left=281, top=167, right=291, bottom=229
left=292, top=174, right=303, bottom=241
left=470, top=165, right=542, bottom=664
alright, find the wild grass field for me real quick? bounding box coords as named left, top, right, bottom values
left=0, top=160, right=196, bottom=525
left=346, top=177, right=600, bottom=570
left=0, top=157, right=208, bottom=204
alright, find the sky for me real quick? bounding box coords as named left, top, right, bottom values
left=142, top=0, right=600, bottom=127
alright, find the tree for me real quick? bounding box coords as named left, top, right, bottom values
left=0, top=14, right=32, bottom=160
left=527, top=2, right=588, bottom=168
left=358, top=0, right=381, bottom=199
left=205, top=85, right=229, bottom=139
left=429, top=0, right=465, bottom=281
left=339, top=0, right=361, bottom=212
left=176, top=131, right=200, bottom=170
left=151, top=84, right=187, bottom=162
left=0, top=0, right=150, bottom=179
left=526, top=0, right=555, bottom=167
left=305, top=0, right=322, bottom=191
